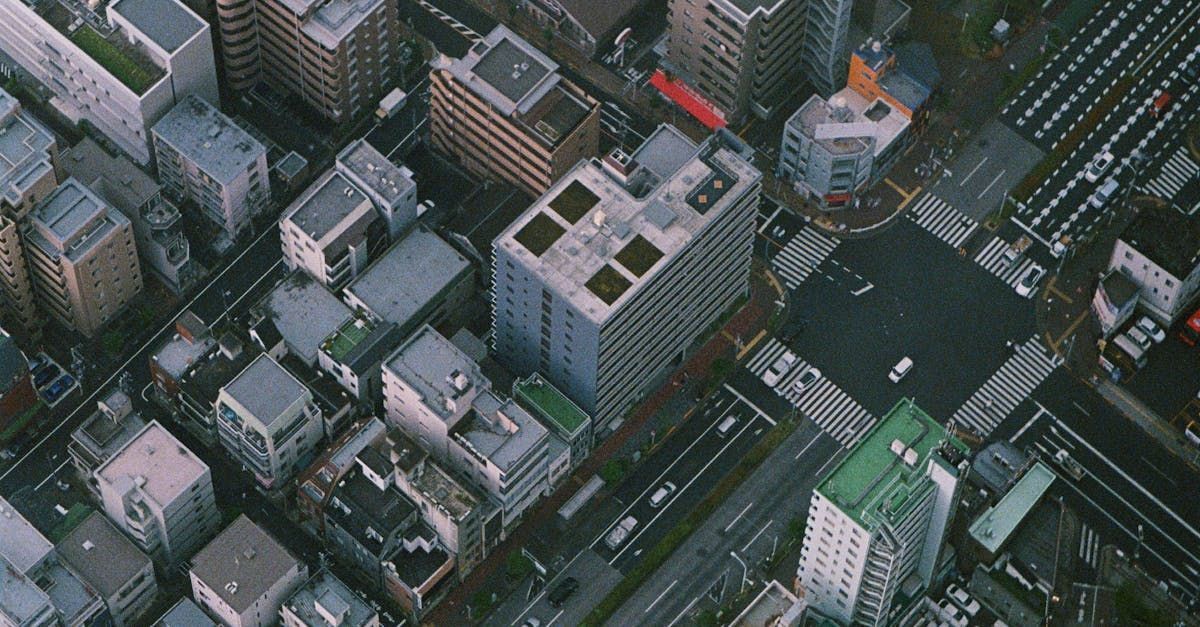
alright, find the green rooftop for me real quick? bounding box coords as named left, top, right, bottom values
left=969, top=462, right=1055, bottom=555
left=585, top=264, right=632, bottom=305
left=514, top=212, right=567, bottom=257
left=71, top=26, right=157, bottom=94
left=323, top=318, right=374, bottom=362
left=817, top=399, right=967, bottom=529
left=547, top=180, right=599, bottom=224
left=614, top=234, right=665, bottom=278
left=513, top=373, right=589, bottom=435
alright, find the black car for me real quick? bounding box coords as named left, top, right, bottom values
left=33, top=364, right=60, bottom=388
left=547, top=577, right=579, bottom=608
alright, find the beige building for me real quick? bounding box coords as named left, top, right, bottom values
left=22, top=179, right=142, bottom=338
left=429, top=25, right=600, bottom=196
left=216, top=0, right=402, bottom=123
left=57, top=512, right=159, bottom=627
left=189, top=515, right=307, bottom=627
left=0, top=87, right=59, bottom=341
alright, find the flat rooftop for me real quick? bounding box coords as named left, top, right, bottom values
left=1119, top=205, right=1200, bottom=279
left=152, top=96, right=266, bottom=185
left=495, top=125, right=760, bottom=323
left=323, top=317, right=401, bottom=375
left=513, top=373, right=589, bottom=435
left=263, top=272, right=353, bottom=365
left=452, top=391, right=547, bottom=473
left=817, top=399, right=967, bottom=529
left=407, top=453, right=479, bottom=520
left=788, top=89, right=909, bottom=158
left=467, top=28, right=555, bottom=111
left=337, top=139, right=416, bottom=208
left=26, top=178, right=130, bottom=262
left=153, top=598, right=216, bottom=627
left=345, top=225, right=470, bottom=329
left=969, top=462, right=1056, bottom=555
left=57, top=512, right=152, bottom=599
left=72, top=407, right=146, bottom=464
left=0, top=87, right=56, bottom=209
left=152, top=324, right=216, bottom=380
left=190, top=515, right=300, bottom=614
left=284, top=570, right=376, bottom=627
left=96, top=420, right=210, bottom=508
left=222, top=354, right=309, bottom=428
left=723, top=0, right=787, bottom=20
left=384, top=325, right=486, bottom=421
left=278, top=0, right=387, bottom=50
left=109, top=0, right=205, bottom=54
left=0, top=559, right=53, bottom=626
left=283, top=170, right=372, bottom=245
left=35, top=0, right=165, bottom=94
left=0, top=496, right=53, bottom=574
left=63, top=138, right=173, bottom=226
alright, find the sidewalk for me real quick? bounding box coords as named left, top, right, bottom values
left=426, top=268, right=781, bottom=624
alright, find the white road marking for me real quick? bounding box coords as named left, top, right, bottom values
left=646, top=580, right=678, bottom=613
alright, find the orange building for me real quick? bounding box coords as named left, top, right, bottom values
left=846, top=39, right=935, bottom=132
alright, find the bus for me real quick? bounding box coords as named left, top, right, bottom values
left=1180, top=307, right=1200, bottom=346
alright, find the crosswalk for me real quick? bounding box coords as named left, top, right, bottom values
left=974, top=237, right=1038, bottom=289
left=746, top=339, right=876, bottom=447
left=906, top=193, right=978, bottom=248
left=950, top=336, right=1060, bottom=438
left=1079, top=523, right=1101, bottom=570
left=1141, top=146, right=1199, bottom=204
left=771, top=228, right=839, bottom=290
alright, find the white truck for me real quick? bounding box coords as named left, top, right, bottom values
left=375, top=88, right=408, bottom=120
left=604, top=516, right=638, bottom=550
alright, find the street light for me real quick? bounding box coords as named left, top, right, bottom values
left=730, top=550, right=749, bottom=594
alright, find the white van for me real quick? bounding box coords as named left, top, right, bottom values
left=1090, top=178, right=1119, bottom=208
left=649, top=481, right=677, bottom=508
left=889, top=357, right=913, bottom=383
left=716, top=415, right=739, bottom=437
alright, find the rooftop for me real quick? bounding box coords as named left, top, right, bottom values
left=549, top=0, right=648, bottom=39
left=38, top=560, right=101, bottom=625
left=495, top=125, right=760, bottom=323
left=513, top=373, right=590, bottom=436
left=1119, top=205, right=1200, bottom=279
left=34, top=0, right=166, bottom=95
left=62, top=138, right=178, bottom=229
left=152, top=96, right=266, bottom=185
left=108, top=0, right=205, bottom=54
left=56, top=512, right=153, bottom=599
left=0, top=557, right=53, bottom=627
left=1100, top=269, right=1140, bottom=305
left=96, top=420, right=210, bottom=508
left=451, top=391, right=548, bottom=473
left=71, top=404, right=146, bottom=467
left=322, top=316, right=402, bottom=375
left=152, top=316, right=216, bottom=379
left=969, top=462, right=1056, bottom=555
left=384, top=535, right=452, bottom=588
left=384, top=325, right=487, bottom=421
left=0, top=495, right=53, bottom=574
left=817, top=399, right=967, bottom=528
left=275, top=0, right=387, bottom=51
left=722, top=0, right=787, bottom=20
left=283, top=170, right=373, bottom=248
left=283, top=569, right=376, bottom=627
left=222, top=354, right=310, bottom=428
left=345, top=225, right=470, bottom=330
left=729, top=580, right=807, bottom=627
left=263, top=272, right=353, bottom=365
left=336, top=139, right=416, bottom=209
left=179, top=335, right=257, bottom=408
left=0, top=87, right=56, bottom=210
left=328, top=469, right=415, bottom=556
left=189, top=515, right=301, bottom=613
left=26, top=178, right=130, bottom=262
left=788, top=88, right=910, bottom=158
left=153, top=598, right=217, bottom=627
left=401, top=448, right=480, bottom=520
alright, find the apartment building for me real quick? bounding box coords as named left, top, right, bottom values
left=796, top=399, right=969, bottom=625
left=95, top=421, right=221, bottom=566
left=0, top=87, right=59, bottom=340
left=1107, top=205, right=1200, bottom=324
left=512, top=372, right=593, bottom=472
left=0, top=0, right=218, bottom=165
left=151, top=96, right=269, bottom=242
left=216, top=353, right=325, bottom=489
left=492, top=125, right=760, bottom=429
left=0, top=328, right=38, bottom=429
left=23, top=178, right=143, bottom=337
left=189, top=515, right=307, bottom=627
left=153, top=599, right=217, bottom=627
left=382, top=325, right=550, bottom=529
left=521, top=0, right=650, bottom=58
left=280, top=569, right=378, bottom=627
left=215, top=0, right=401, bottom=123
left=63, top=138, right=196, bottom=294
left=281, top=170, right=386, bottom=290
left=335, top=139, right=417, bottom=240
left=317, top=316, right=403, bottom=403
left=68, top=389, right=147, bottom=495
left=429, top=25, right=600, bottom=196
left=148, top=311, right=216, bottom=399
left=57, top=512, right=158, bottom=627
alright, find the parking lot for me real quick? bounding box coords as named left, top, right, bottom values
left=28, top=352, right=79, bottom=409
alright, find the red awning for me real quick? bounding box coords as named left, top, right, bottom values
left=649, top=70, right=727, bottom=130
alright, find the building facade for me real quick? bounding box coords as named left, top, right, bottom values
left=796, top=400, right=968, bottom=625
left=0, top=328, right=38, bottom=429
left=23, top=178, right=143, bottom=337
left=281, top=170, right=387, bottom=291
left=57, top=512, right=158, bottom=627
left=189, top=515, right=307, bottom=627
left=1107, top=206, right=1200, bottom=324
left=429, top=25, right=601, bottom=196
left=0, top=0, right=218, bottom=164
left=492, top=125, right=760, bottom=429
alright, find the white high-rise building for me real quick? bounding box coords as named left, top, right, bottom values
left=796, top=399, right=969, bottom=626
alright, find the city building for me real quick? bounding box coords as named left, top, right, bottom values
left=429, top=25, right=601, bottom=196
left=728, top=580, right=809, bottom=626
left=174, top=333, right=258, bottom=439
left=189, top=515, right=307, bottom=627
left=216, top=353, right=325, bottom=489
left=1107, top=206, right=1200, bottom=324
left=335, top=139, right=418, bottom=240
left=383, top=326, right=550, bottom=528
left=342, top=224, right=474, bottom=333
left=968, top=462, right=1056, bottom=563
left=151, top=96, right=270, bottom=243
left=57, top=512, right=158, bottom=627
left=62, top=138, right=197, bottom=294
left=492, top=125, right=761, bottom=429
left=0, top=327, right=38, bottom=429
left=258, top=272, right=354, bottom=367
left=280, top=170, right=388, bottom=291
left=777, top=39, right=933, bottom=209
left=95, top=421, right=221, bottom=566
left=280, top=569, right=378, bottom=627
left=149, top=311, right=216, bottom=400
left=296, top=417, right=387, bottom=525
left=23, top=178, right=143, bottom=337
left=323, top=465, right=418, bottom=593
left=0, top=86, right=59, bottom=340
left=68, top=389, right=147, bottom=495
left=513, top=372, right=592, bottom=472
left=214, top=0, right=401, bottom=123
left=796, top=399, right=969, bottom=626
left=0, top=0, right=219, bottom=165
left=317, top=315, right=404, bottom=403
left=153, top=598, right=217, bottom=627
left=520, top=0, right=650, bottom=58
left=1092, top=269, right=1140, bottom=338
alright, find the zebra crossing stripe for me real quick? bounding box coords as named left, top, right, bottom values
left=1078, top=525, right=1100, bottom=568
left=907, top=193, right=979, bottom=248
left=771, top=228, right=839, bottom=290
left=746, top=338, right=789, bottom=375
left=951, top=336, right=1059, bottom=437
left=1142, top=147, right=1199, bottom=200
left=974, top=237, right=1037, bottom=288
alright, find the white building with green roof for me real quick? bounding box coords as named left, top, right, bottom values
left=797, top=399, right=969, bottom=626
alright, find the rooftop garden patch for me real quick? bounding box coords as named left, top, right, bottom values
left=585, top=264, right=632, bottom=305
left=513, top=212, right=566, bottom=257
left=614, top=234, right=664, bottom=278
left=71, top=26, right=156, bottom=94
left=548, top=180, right=599, bottom=224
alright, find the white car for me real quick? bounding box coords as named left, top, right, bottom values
left=793, top=366, right=822, bottom=394
left=936, top=599, right=968, bottom=627
left=1135, top=316, right=1166, bottom=343
left=1126, top=326, right=1152, bottom=351
left=762, top=352, right=797, bottom=387
left=889, top=357, right=913, bottom=383
left=1085, top=151, right=1115, bottom=183
left=946, top=583, right=981, bottom=617
left=1015, top=264, right=1045, bottom=298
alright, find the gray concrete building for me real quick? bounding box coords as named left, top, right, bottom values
left=57, top=512, right=158, bottom=627
left=68, top=389, right=147, bottom=496
left=189, top=515, right=307, bottom=627
left=280, top=569, right=378, bottom=627
left=152, top=598, right=217, bottom=627
left=492, top=125, right=760, bottom=429
left=335, top=139, right=417, bottom=241
left=258, top=271, right=354, bottom=366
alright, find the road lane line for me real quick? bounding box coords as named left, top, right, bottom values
left=667, top=596, right=703, bottom=627
left=961, top=156, right=988, bottom=186
left=794, top=436, right=820, bottom=460
left=722, top=384, right=776, bottom=425
left=1010, top=405, right=1048, bottom=443
left=646, top=580, right=678, bottom=613
left=545, top=609, right=565, bottom=626
left=757, top=204, right=783, bottom=234
left=724, top=501, right=754, bottom=533
left=35, top=460, right=70, bottom=490
left=977, top=169, right=1007, bottom=200
left=742, top=519, right=773, bottom=553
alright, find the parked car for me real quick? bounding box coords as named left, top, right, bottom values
left=547, top=577, right=579, bottom=608
left=889, top=357, right=913, bottom=383
left=793, top=366, right=822, bottom=394
left=946, top=584, right=981, bottom=616
left=762, top=352, right=797, bottom=387
left=33, top=364, right=60, bottom=388
left=936, top=599, right=968, bottom=627
left=649, top=481, right=677, bottom=508
left=1015, top=264, right=1046, bottom=298
left=1126, top=327, right=1152, bottom=351
left=44, top=376, right=73, bottom=403
left=1135, top=316, right=1166, bottom=343
left=1185, top=421, right=1200, bottom=447
left=1085, top=151, right=1114, bottom=183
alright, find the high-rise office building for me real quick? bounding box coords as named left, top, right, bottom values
left=491, top=125, right=760, bottom=429
left=796, top=399, right=969, bottom=626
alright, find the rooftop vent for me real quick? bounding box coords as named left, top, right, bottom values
left=82, top=540, right=95, bottom=551
left=243, top=547, right=256, bottom=560
left=449, top=371, right=470, bottom=393
left=225, top=581, right=239, bottom=594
